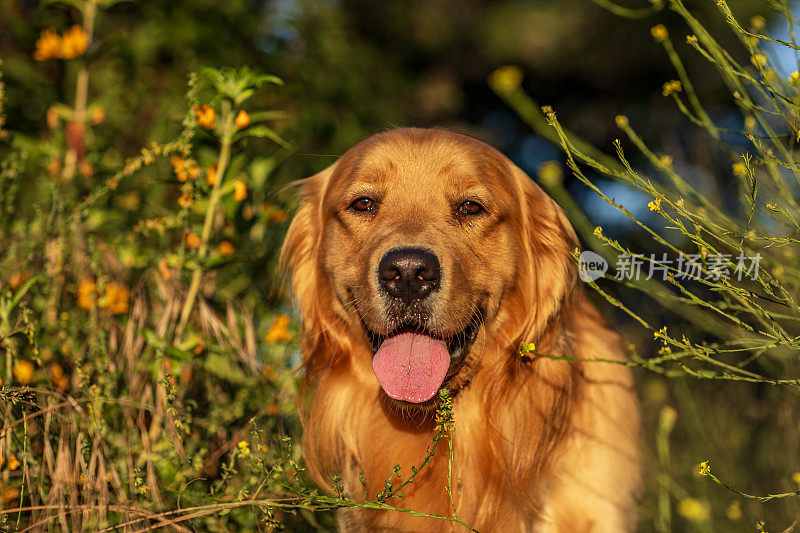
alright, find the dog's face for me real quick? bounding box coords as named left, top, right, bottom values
left=284, top=128, right=577, bottom=410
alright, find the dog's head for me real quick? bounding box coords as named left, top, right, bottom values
left=283, top=128, right=578, bottom=410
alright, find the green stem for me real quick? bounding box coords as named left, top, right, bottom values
left=177, top=100, right=234, bottom=335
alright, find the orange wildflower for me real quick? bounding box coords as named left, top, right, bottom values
left=8, top=270, right=30, bottom=290
left=219, top=241, right=235, bottom=255
left=178, top=191, right=193, bottom=208
left=268, top=209, right=288, bottom=224
left=60, top=25, right=89, bottom=59
left=51, top=365, right=70, bottom=391
left=170, top=156, right=185, bottom=174
left=194, top=104, right=216, bottom=129
left=77, top=279, right=97, bottom=309
left=185, top=164, right=200, bottom=180
left=13, top=360, right=34, bottom=384
left=207, top=164, right=217, bottom=185
left=2, top=486, right=19, bottom=504
left=33, top=29, right=61, bottom=61
left=265, top=315, right=292, bottom=343
left=90, top=107, right=105, bottom=125
left=235, top=110, right=250, bottom=129
left=234, top=180, right=247, bottom=201
left=158, top=257, right=171, bottom=280
left=186, top=233, right=202, bottom=249
left=6, top=455, right=20, bottom=471
left=101, top=283, right=130, bottom=314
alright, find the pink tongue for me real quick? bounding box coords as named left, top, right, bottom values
left=372, top=332, right=450, bottom=403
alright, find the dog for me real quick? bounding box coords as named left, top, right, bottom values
left=282, top=128, right=641, bottom=531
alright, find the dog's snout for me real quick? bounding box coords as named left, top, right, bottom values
left=378, top=248, right=440, bottom=302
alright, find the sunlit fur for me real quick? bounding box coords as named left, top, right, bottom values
left=282, top=128, right=641, bottom=532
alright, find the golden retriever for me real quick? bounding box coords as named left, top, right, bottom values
left=282, top=128, right=640, bottom=531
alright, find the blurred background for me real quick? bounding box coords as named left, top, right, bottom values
left=2, top=0, right=799, bottom=530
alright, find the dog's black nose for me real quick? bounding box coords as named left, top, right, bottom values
left=378, top=248, right=440, bottom=302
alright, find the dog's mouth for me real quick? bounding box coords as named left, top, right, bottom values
left=364, top=312, right=482, bottom=404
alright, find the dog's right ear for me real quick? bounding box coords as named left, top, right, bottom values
left=281, top=163, right=351, bottom=371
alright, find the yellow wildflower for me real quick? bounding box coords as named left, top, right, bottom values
left=648, top=198, right=662, bottom=211
left=677, top=497, right=710, bottom=522
left=33, top=29, right=61, bottom=61
left=726, top=500, right=742, bottom=520
left=789, top=71, right=800, bottom=87
left=686, top=34, right=698, bottom=45
left=593, top=226, right=603, bottom=238
left=102, top=283, right=130, bottom=314
left=186, top=233, right=202, bottom=250
left=234, top=180, right=247, bottom=201
left=662, top=80, right=682, bottom=97
left=219, top=241, right=235, bottom=255
left=537, top=160, right=563, bottom=188
left=488, top=65, right=523, bottom=96
left=520, top=342, right=536, bottom=358
left=235, top=110, right=251, bottom=129
left=732, top=162, right=747, bottom=177
left=237, top=440, right=250, bottom=457
left=750, top=15, right=766, bottom=31
left=60, top=25, right=89, bottom=59
left=698, top=460, right=711, bottom=476
left=194, top=104, right=216, bottom=129
left=77, top=279, right=97, bottom=309
left=13, top=360, right=34, bottom=385
left=265, top=315, right=292, bottom=343
left=654, top=326, right=667, bottom=340
left=650, top=24, right=668, bottom=42
left=750, top=54, right=767, bottom=68
left=614, top=115, right=629, bottom=128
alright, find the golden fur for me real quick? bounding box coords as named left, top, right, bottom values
left=282, top=128, right=641, bottom=531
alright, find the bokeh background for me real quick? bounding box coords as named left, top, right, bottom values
left=1, top=0, right=800, bottom=530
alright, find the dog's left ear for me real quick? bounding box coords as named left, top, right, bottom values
left=509, top=161, right=580, bottom=350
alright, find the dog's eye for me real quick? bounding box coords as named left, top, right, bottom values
left=350, top=197, right=376, bottom=212
left=458, top=200, right=484, bottom=216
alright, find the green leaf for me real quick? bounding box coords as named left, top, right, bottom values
left=204, top=353, right=253, bottom=385
left=10, top=276, right=41, bottom=312
left=233, top=125, right=290, bottom=147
